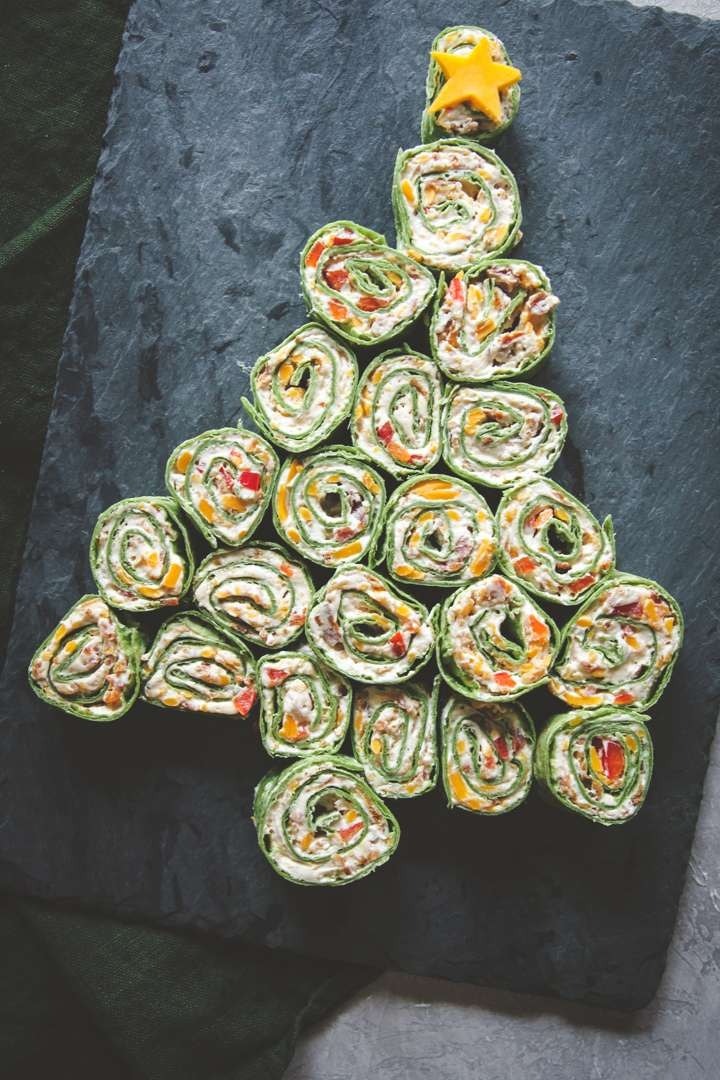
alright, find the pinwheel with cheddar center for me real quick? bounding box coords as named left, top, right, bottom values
left=28, top=595, right=142, bottom=721
left=193, top=542, right=313, bottom=650
left=241, top=323, right=358, bottom=453
left=393, top=140, right=521, bottom=273
left=352, top=678, right=439, bottom=798
left=89, top=496, right=193, bottom=612
left=549, top=575, right=683, bottom=711
left=350, top=348, right=442, bottom=477
left=165, top=427, right=278, bottom=547
left=301, top=221, right=435, bottom=346
left=254, top=754, right=400, bottom=886
left=441, top=693, right=534, bottom=814
left=431, top=259, right=558, bottom=382
left=140, top=612, right=257, bottom=716
left=373, top=474, right=496, bottom=588
left=306, top=565, right=436, bottom=684
left=442, top=382, right=567, bottom=488
left=497, top=477, right=615, bottom=606
left=437, top=573, right=558, bottom=701
left=534, top=708, right=654, bottom=825
left=273, top=446, right=385, bottom=568
left=257, top=646, right=352, bottom=758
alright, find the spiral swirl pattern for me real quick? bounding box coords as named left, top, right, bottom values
left=549, top=575, right=683, bottom=711
left=307, top=566, right=436, bottom=683
left=443, top=382, right=567, bottom=488
left=242, top=323, right=358, bottom=453
left=258, top=646, right=352, bottom=758
left=534, top=709, right=654, bottom=825
left=393, top=140, right=521, bottom=272
left=350, top=349, right=442, bottom=477
left=273, top=447, right=385, bottom=568
left=165, top=427, right=278, bottom=547
left=89, top=497, right=193, bottom=612
left=254, top=754, right=400, bottom=886
left=441, top=694, right=534, bottom=814
left=375, top=474, right=496, bottom=587
left=141, top=612, right=257, bottom=716
left=301, top=221, right=435, bottom=346
left=421, top=26, right=521, bottom=144
left=28, top=595, right=141, bottom=721
left=497, top=477, right=615, bottom=606
left=193, top=543, right=313, bottom=650
left=352, top=678, right=439, bottom=799
left=431, top=259, right=558, bottom=382
left=437, top=574, right=558, bottom=701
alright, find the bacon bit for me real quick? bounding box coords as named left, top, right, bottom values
left=550, top=405, right=565, bottom=427
left=233, top=688, right=257, bottom=716
left=513, top=556, right=537, bottom=576
left=569, top=573, right=597, bottom=595
left=493, top=736, right=509, bottom=761
left=324, top=267, right=349, bottom=290
left=376, top=421, right=394, bottom=444
left=328, top=299, right=349, bottom=321
left=338, top=820, right=364, bottom=843
left=289, top=612, right=306, bottom=626
left=493, top=672, right=516, bottom=689
left=104, top=688, right=122, bottom=709
left=265, top=668, right=288, bottom=685
left=499, top=330, right=525, bottom=345
left=389, top=631, right=406, bottom=657
left=239, top=470, right=261, bottom=491
left=217, top=463, right=235, bottom=491
left=448, top=274, right=466, bottom=303
left=331, top=234, right=354, bottom=245
left=335, top=526, right=356, bottom=542
left=357, top=296, right=388, bottom=312
left=306, top=240, right=325, bottom=267
left=611, top=600, right=643, bottom=618
left=614, top=690, right=635, bottom=705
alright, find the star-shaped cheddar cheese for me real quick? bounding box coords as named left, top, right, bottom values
left=428, top=37, right=522, bottom=125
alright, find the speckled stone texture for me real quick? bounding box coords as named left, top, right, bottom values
left=1, top=0, right=719, bottom=1012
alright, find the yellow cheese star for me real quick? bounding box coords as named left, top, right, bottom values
left=428, top=37, right=521, bottom=125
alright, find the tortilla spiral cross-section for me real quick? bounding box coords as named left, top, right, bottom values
left=441, top=694, right=535, bottom=814
left=352, top=678, right=439, bottom=799
left=253, top=754, right=400, bottom=886
left=534, top=708, right=654, bottom=825
left=28, top=594, right=142, bottom=721
left=257, top=646, right=352, bottom=758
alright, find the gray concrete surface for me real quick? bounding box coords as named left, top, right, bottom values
left=287, top=1, right=720, bottom=1075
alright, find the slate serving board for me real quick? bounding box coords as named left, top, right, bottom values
left=2, top=0, right=719, bottom=1010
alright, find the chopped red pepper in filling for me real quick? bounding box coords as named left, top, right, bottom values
left=493, top=736, right=509, bottom=761
left=376, top=421, right=394, bottom=444
left=550, top=405, right=564, bottom=426
left=513, top=556, right=537, bottom=576
left=335, top=526, right=356, bottom=542
left=357, top=296, right=388, bottom=312
left=611, top=600, right=643, bottom=618
left=448, top=275, right=465, bottom=303
left=592, top=736, right=625, bottom=781
left=389, top=631, right=406, bottom=657
left=338, top=819, right=364, bottom=842
left=614, top=690, right=635, bottom=705
left=305, top=240, right=325, bottom=267
left=331, top=235, right=355, bottom=245
left=233, top=688, right=257, bottom=716
left=239, top=470, right=261, bottom=491
left=265, top=668, right=288, bottom=685
left=512, top=731, right=526, bottom=753
left=568, top=573, right=597, bottom=595
left=493, top=671, right=516, bottom=689
left=324, top=267, right=349, bottom=290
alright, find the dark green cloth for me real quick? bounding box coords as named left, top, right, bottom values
left=0, top=5, right=374, bottom=1077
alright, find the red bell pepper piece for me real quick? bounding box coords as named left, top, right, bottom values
left=447, top=275, right=465, bottom=303
left=389, top=631, right=406, bottom=657
left=376, top=421, right=393, bottom=444
left=324, top=267, right=349, bottom=290
left=264, top=668, right=288, bottom=685
left=338, top=820, right=364, bottom=842
left=493, top=736, right=509, bottom=761
left=233, top=688, right=257, bottom=716
left=357, top=296, right=387, bottom=312
left=239, top=470, right=261, bottom=491
left=305, top=240, right=325, bottom=268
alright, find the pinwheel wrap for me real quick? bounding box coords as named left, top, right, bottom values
left=241, top=323, right=358, bottom=453
left=437, top=574, right=558, bottom=701
left=273, top=446, right=385, bottom=568
left=421, top=26, right=521, bottom=144
left=431, top=259, right=558, bottom=382
left=497, top=477, right=615, bottom=606
left=392, top=140, right=521, bottom=273
left=28, top=594, right=142, bottom=721
left=258, top=646, right=352, bottom=758
left=254, top=754, right=400, bottom=886
left=89, top=496, right=194, bottom=612
left=165, top=427, right=278, bottom=547
left=352, top=678, right=439, bottom=799
left=350, top=349, right=442, bottom=477
left=193, top=543, right=313, bottom=650
left=307, top=566, right=436, bottom=683
left=441, top=694, right=535, bottom=814
left=373, top=474, right=496, bottom=588
left=549, top=575, right=683, bottom=711
left=534, top=709, right=654, bottom=825
left=300, top=221, right=435, bottom=346
left=443, top=382, right=567, bottom=488
left=140, top=612, right=257, bottom=716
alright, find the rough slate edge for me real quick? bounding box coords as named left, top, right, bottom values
left=1, top=0, right=719, bottom=1012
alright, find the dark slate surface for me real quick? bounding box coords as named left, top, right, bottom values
left=2, top=0, right=719, bottom=1010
